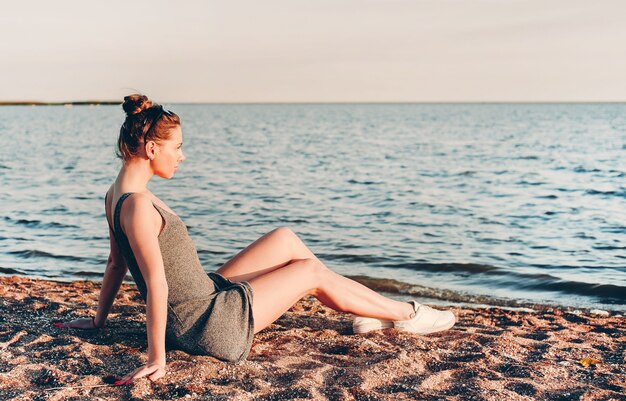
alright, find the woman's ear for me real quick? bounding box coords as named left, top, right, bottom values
left=146, top=141, right=157, bottom=161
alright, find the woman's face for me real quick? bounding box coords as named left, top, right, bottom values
left=152, top=125, right=185, bottom=179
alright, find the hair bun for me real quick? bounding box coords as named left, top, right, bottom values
left=122, top=94, right=153, bottom=117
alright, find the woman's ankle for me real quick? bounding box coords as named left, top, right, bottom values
left=393, top=301, right=416, bottom=321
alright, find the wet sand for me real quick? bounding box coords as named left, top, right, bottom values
left=0, top=275, right=624, bottom=400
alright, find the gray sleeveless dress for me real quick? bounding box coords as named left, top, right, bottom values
left=108, top=192, right=254, bottom=362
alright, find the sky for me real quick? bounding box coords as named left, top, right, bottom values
left=1, top=0, right=625, bottom=103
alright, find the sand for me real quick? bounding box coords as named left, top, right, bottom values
left=0, top=275, right=624, bottom=401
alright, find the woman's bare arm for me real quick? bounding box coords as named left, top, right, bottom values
left=118, top=194, right=168, bottom=382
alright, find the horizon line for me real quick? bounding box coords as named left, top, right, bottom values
left=2, top=100, right=626, bottom=106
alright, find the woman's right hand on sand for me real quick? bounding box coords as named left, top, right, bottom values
left=53, top=317, right=101, bottom=329
left=116, top=362, right=166, bottom=385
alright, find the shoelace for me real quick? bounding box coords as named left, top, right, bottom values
left=409, top=304, right=422, bottom=319
left=412, top=304, right=440, bottom=320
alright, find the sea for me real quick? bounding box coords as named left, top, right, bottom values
left=1, top=103, right=625, bottom=312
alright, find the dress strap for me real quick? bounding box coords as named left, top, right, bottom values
left=104, top=191, right=114, bottom=234
left=113, top=192, right=134, bottom=239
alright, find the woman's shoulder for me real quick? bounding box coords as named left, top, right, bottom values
left=107, top=188, right=143, bottom=211
left=146, top=194, right=178, bottom=217
left=104, top=181, right=151, bottom=214
left=121, top=192, right=156, bottom=212
left=117, top=193, right=163, bottom=238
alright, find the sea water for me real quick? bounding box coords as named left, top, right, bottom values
left=1, top=103, right=625, bottom=311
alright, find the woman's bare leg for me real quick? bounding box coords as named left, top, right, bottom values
left=248, top=258, right=415, bottom=334
left=217, top=227, right=415, bottom=333
left=216, top=227, right=317, bottom=282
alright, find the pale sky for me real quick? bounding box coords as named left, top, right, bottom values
left=1, top=0, right=625, bottom=102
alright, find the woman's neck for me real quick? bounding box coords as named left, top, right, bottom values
left=116, top=159, right=154, bottom=193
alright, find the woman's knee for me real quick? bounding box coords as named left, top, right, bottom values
left=271, top=226, right=296, bottom=241
left=298, top=258, right=329, bottom=292
left=269, top=226, right=302, bottom=253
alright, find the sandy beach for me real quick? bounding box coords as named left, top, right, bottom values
left=0, top=275, right=623, bottom=401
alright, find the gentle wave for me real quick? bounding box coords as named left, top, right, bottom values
left=585, top=189, right=626, bottom=197
left=72, top=270, right=109, bottom=278
left=341, top=258, right=626, bottom=304
left=348, top=273, right=626, bottom=307
left=8, top=249, right=96, bottom=264
left=3, top=216, right=80, bottom=230
left=321, top=254, right=500, bottom=274
left=481, top=270, right=626, bottom=303
left=0, top=267, right=23, bottom=275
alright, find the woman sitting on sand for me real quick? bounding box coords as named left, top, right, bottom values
left=55, top=94, right=456, bottom=385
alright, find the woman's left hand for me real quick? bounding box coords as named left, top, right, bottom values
left=53, top=317, right=102, bottom=329
left=115, top=362, right=166, bottom=385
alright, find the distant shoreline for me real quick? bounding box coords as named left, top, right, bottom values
left=2, top=101, right=626, bottom=106
left=0, top=101, right=120, bottom=106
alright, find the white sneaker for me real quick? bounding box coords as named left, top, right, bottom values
left=393, top=300, right=456, bottom=334
left=352, top=316, right=394, bottom=334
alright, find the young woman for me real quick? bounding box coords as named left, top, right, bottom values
left=55, top=95, right=456, bottom=385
